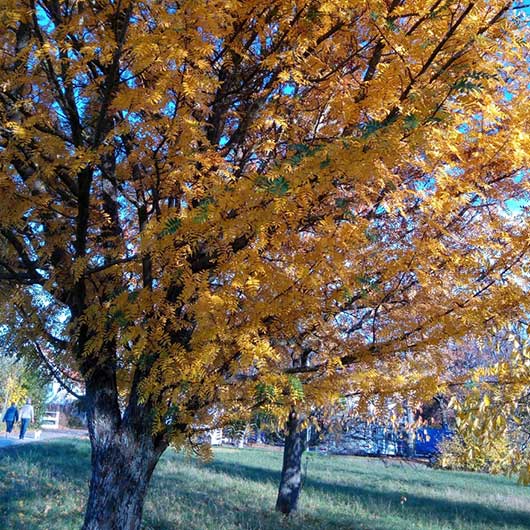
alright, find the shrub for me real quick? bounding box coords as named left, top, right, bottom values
left=435, top=431, right=511, bottom=474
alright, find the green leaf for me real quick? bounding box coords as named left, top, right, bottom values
left=256, top=176, right=290, bottom=196
left=111, top=309, right=129, bottom=328
left=386, top=18, right=397, bottom=32
left=404, top=114, right=420, bottom=130
left=320, top=154, right=331, bottom=169
left=361, top=119, right=384, bottom=138
left=127, top=290, right=139, bottom=303
left=356, top=275, right=374, bottom=286
left=288, top=376, right=305, bottom=400
left=453, top=72, right=489, bottom=94
left=161, top=217, right=182, bottom=236
left=342, top=287, right=356, bottom=304
left=360, top=113, right=398, bottom=139
left=288, top=143, right=323, bottom=166
left=364, top=228, right=379, bottom=242
left=255, top=382, right=278, bottom=402
left=306, top=5, right=319, bottom=21
left=193, top=198, right=214, bottom=224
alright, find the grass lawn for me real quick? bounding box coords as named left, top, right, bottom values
left=0, top=440, right=529, bottom=530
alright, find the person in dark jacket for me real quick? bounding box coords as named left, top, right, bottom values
left=3, top=403, right=19, bottom=434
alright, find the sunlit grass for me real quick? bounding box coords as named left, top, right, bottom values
left=0, top=440, right=529, bottom=529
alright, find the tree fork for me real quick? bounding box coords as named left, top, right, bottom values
left=81, top=361, right=168, bottom=530
left=82, top=428, right=166, bottom=530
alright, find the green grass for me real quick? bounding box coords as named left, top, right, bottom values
left=0, top=440, right=529, bottom=530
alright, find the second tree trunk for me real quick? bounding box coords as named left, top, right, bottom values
left=276, top=410, right=306, bottom=515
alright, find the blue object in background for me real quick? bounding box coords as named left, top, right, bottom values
left=415, top=427, right=452, bottom=456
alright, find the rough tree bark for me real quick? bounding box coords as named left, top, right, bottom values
left=275, top=409, right=306, bottom=515
left=80, top=365, right=168, bottom=530
left=82, top=432, right=165, bottom=530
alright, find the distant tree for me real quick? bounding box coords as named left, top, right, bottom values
left=0, top=356, right=25, bottom=415
left=0, top=355, right=50, bottom=424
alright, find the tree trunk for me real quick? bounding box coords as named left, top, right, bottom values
left=81, top=368, right=168, bottom=530
left=275, top=410, right=306, bottom=515
left=403, top=400, right=416, bottom=457
left=238, top=422, right=250, bottom=448
left=82, top=430, right=165, bottom=530
left=436, top=395, right=449, bottom=430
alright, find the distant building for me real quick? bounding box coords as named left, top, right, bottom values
left=318, top=419, right=451, bottom=457
left=47, top=381, right=80, bottom=404
left=315, top=396, right=452, bottom=457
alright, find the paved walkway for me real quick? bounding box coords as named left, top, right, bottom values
left=0, top=428, right=87, bottom=449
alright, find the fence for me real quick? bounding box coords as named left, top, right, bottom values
left=41, top=410, right=60, bottom=429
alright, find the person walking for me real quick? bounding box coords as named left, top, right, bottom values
left=19, top=398, right=34, bottom=440
left=3, top=402, right=19, bottom=435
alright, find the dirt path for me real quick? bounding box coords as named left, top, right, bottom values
left=0, top=428, right=87, bottom=449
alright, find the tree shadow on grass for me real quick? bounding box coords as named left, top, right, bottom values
left=146, top=462, right=361, bottom=530
left=2, top=443, right=529, bottom=530
left=319, top=456, right=517, bottom=493
left=190, top=458, right=530, bottom=530
left=0, top=441, right=89, bottom=530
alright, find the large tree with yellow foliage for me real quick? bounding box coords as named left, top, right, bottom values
left=1, top=0, right=529, bottom=528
